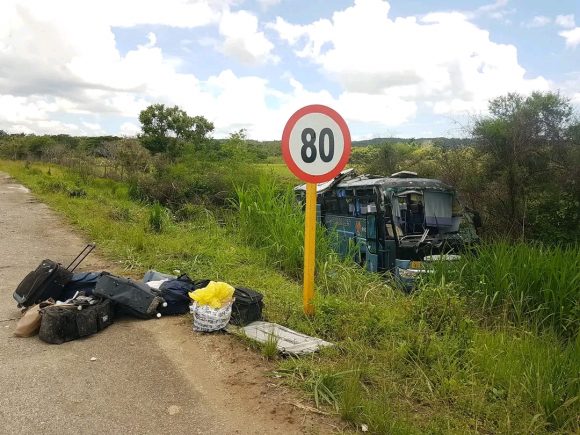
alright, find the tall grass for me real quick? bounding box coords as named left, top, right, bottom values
left=234, top=178, right=334, bottom=279
left=430, top=242, right=580, bottom=338
left=233, top=178, right=396, bottom=302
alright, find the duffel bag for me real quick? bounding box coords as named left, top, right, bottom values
left=230, top=287, right=264, bottom=326
left=38, top=298, right=114, bottom=344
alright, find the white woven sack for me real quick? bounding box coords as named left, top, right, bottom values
left=191, top=300, right=233, bottom=332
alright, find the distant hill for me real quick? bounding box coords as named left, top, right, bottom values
left=239, top=137, right=473, bottom=148
left=352, top=137, right=472, bottom=148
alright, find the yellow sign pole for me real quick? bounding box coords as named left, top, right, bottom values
left=303, top=182, right=317, bottom=315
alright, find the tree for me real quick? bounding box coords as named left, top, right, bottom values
left=472, top=91, right=579, bottom=240
left=138, top=104, right=214, bottom=155
left=104, top=139, right=151, bottom=179
left=220, top=129, right=251, bottom=161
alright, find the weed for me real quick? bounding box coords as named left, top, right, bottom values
left=109, top=205, right=132, bottom=222
left=339, top=369, right=364, bottom=423
left=261, top=332, right=278, bottom=360
left=148, top=202, right=167, bottom=233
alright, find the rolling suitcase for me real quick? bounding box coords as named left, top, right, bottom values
left=13, top=244, right=96, bottom=308
left=94, top=274, right=165, bottom=319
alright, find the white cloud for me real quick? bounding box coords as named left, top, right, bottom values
left=0, top=0, right=567, bottom=139
left=475, top=0, right=508, bottom=14
left=82, top=121, right=103, bottom=132
left=0, top=96, right=54, bottom=123
left=119, top=122, right=140, bottom=136
left=555, top=14, right=575, bottom=29
left=560, top=27, right=580, bottom=48
left=270, top=0, right=549, bottom=117
left=257, top=0, right=281, bottom=9
left=524, top=16, right=551, bottom=28
left=469, top=0, right=514, bottom=21
left=218, top=10, right=278, bottom=64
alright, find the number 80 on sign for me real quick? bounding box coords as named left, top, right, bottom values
left=282, top=105, right=351, bottom=183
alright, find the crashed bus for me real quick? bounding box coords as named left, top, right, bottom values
left=295, top=169, right=480, bottom=286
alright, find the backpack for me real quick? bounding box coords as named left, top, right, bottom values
left=230, top=287, right=264, bottom=326
left=158, top=275, right=210, bottom=315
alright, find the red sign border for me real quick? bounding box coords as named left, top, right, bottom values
left=281, top=104, right=351, bottom=184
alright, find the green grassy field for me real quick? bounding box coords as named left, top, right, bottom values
left=1, top=160, right=578, bottom=434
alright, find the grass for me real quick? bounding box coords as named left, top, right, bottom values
left=1, top=159, right=578, bottom=434
left=261, top=332, right=279, bottom=360
left=234, top=178, right=336, bottom=279
left=148, top=202, right=167, bottom=233
left=428, top=243, right=580, bottom=338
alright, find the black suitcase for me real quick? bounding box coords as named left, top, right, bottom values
left=94, top=274, right=165, bottom=319
left=230, top=287, right=264, bottom=326
left=13, top=244, right=95, bottom=307
left=38, top=297, right=114, bottom=345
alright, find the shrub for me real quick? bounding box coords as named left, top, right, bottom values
left=174, top=203, right=208, bottom=222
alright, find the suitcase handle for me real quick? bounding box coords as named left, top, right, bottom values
left=66, top=244, right=96, bottom=272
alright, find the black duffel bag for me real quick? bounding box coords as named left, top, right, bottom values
left=230, top=287, right=264, bottom=326
left=39, top=298, right=114, bottom=344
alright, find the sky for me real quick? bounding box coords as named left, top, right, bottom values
left=0, top=0, right=579, bottom=140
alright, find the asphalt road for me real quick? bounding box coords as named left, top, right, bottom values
left=0, top=172, right=336, bottom=435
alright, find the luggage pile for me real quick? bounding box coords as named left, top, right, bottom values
left=12, top=244, right=265, bottom=344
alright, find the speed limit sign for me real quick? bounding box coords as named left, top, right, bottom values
left=282, top=105, right=351, bottom=183
left=281, top=105, right=351, bottom=316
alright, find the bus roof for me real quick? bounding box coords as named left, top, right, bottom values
left=294, top=170, right=454, bottom=194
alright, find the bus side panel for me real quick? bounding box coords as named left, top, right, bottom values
left=383, top=240, right=396, bottom=271
left=366, top=253, right=378, bottom=272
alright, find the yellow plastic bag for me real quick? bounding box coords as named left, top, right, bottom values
left=189, top=281, right=234, bottom=309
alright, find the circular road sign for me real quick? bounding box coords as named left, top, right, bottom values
left=282, top=104, right=351, bottom=183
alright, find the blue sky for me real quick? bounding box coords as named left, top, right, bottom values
left=0, top=0, right=579, bottom=139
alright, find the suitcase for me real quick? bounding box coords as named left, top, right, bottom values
left=38, top=297, right=114, bottom=344
left=13, top=244, right=95, bottom=307
left=230, top=287, right=264, bottom=326
left=94, top=274, right=165, bottom=319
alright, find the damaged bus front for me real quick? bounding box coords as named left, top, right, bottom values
left=295, top=170, right=480, bottom=288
